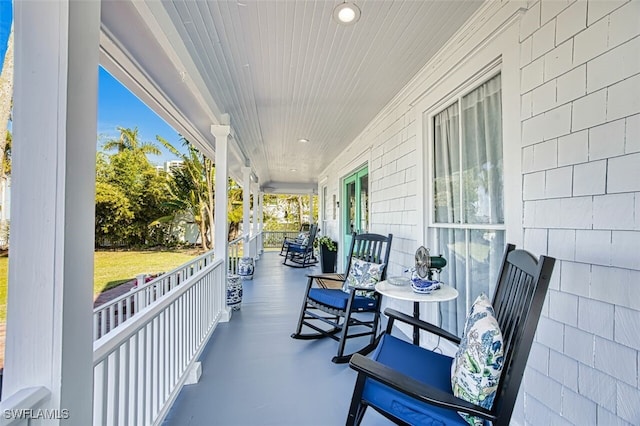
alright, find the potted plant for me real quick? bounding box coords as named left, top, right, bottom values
left=316, top=235, right=338, bottom=273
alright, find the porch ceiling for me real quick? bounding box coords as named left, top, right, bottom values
left=100, top=0, right=483, bottom=192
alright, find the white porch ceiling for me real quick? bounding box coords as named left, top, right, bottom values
left=100, top=0, right=483, bottom=192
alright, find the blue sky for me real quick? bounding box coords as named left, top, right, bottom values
left=1, top=1, right=184, bottom=166
left=0, top=0, right=10, bottom=63
left=98, top=68, right=185, bottom=165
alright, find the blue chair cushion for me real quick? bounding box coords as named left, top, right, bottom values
left=308, top=288, right=377, bottom=311
left=362, top=334, right=469, bottom=426
left=288, top=243, right=310, bottom=253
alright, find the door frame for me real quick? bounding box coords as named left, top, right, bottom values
left=341, top=164, right=369, bottom=267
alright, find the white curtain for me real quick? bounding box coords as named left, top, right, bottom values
left=433, top=102, right=460, bottom=224
left=432, top=74, right=504, bottom=335
left=461, top=75, right=503, bottom=225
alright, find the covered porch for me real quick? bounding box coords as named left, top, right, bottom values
left=162, top=251, right=389, bottom=426
left=3, top=0, right=639, bottom=425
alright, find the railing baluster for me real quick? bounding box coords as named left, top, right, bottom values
left=100, top=310, right=107, bottom=338
left=94, top=311, right=100, bottom=340
left=109, top=306, right=115, bottom=335
left=93, top=360, right=107, bottom=426
left=130, top=332, right=139, bottom=425
left=107, top=350, right=119, bottom=426
left=117, top=300, right=124, bottom=327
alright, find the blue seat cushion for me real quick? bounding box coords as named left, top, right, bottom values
left=308, top=288, right=377, bottom=311
left=362, top=334, right=469, bottom=425
left=288, top=243, right=310, bottom=253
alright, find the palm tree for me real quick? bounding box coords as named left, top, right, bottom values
left=156, top=136, right=215, bottom=250
left=103, top=126, right=161, bottom=156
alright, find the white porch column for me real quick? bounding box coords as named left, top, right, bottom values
left=211, top=124, right=232, bottom=322
left=5, top=1, right=100, bottom=423
left=258, top=191, right=264, bottom=254
left=242, top=166, right=252, bottom=258
left=251, top=182, right=259, bottom=237
left=309, top=193, right=314, bottom=225
left=250, top=182, right=259, bottom=259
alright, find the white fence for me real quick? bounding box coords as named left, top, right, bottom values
left=93, top=249, right=216, bottom=340
left=93, top=259, right=226, bottom=426
left=261, top=230, right=301, bottom=250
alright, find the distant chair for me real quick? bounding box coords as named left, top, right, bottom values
left=345, top=244, right=556, bottom=426
left=282, top=224, right=319, bottom=268
left=279, top=224, right=311, bottom=256
left=291, top=232, right=393, bottom=363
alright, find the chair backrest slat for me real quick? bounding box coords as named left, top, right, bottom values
left=346, top=233, right=393, bottom=280
left=488, top=244, right=555, bottom=425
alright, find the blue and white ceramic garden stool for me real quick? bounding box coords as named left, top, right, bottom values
left=226, top=274, right=243, bottom=311
left=238, top=257, right=255, bottom=280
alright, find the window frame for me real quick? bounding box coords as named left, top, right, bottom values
left=427, top=67, right=505, bottom=232
left=425, top=66, right=506, bottom=322
left=405, top=13, right=522, bottom=345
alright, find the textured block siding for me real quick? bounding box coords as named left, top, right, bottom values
left=369, top=111, right=419, bottom=275
left=317, top=0, right=639, bottom=424
left=320, top=106, right=420, bottom=277
left=521, top=0, right=640, bottom=424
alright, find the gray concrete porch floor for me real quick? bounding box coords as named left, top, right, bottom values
left=163, top=251, right=391, bottom=426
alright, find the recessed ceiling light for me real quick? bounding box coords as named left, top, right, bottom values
left=290, top=168, right=297, bottom=172
left=298, top=138, right=309, bottom=143
left=333, top=2, right=361, bottom=25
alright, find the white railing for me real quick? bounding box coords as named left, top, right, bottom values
left=261, top=230, right=300, bottom=250
left=228, top=235, right=244, bottom=275
left=93, top=259, right=226, bottom=426
left=93, top=249, right=216, bottom=341
left=0, top=386, right=51, bottom=426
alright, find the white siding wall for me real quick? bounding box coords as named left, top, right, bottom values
left=319, top=0, right=640, bottom=424
left=520, top=1, right=640, bottom=424
left=318, top=115, right=419, bottom=275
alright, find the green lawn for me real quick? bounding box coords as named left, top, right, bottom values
left=0, top=249, right=202, bottom=322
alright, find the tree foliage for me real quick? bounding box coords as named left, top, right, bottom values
left=95, top=180, right=134, bottom=241
left=156, top=136, right=245, bottom=249
left=263, top=194, right=317, bottom=231
left=95, top=129, right=170, bottom=247
left=95, top=128, right=249, bottom=250
left=157, top=136, right=216, bottom=250
left=103, top=126, right=161, bottom=156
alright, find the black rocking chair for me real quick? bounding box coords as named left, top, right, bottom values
left=279, top=224, right=311, bottom=256
left=291, top=232, right=393, bottom=363
left=346, top=243, right=556, bottom=425
left=282, top=223, right=319, bottom=268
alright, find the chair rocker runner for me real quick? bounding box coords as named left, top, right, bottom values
left=346, top=243, right=555, bottom=425
left=282, top=224, right=319, bottom=268
left=291, top=232, right=393, bottom=363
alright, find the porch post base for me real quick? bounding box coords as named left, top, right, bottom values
left=220, top=306, right=233, bottom=322
left=184, top=362, right=202, bottom=385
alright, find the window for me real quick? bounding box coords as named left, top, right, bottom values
left=430, top=73, right=505, bottom=335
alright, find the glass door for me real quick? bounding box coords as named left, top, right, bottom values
left=343, top=166, right=368, bottom=256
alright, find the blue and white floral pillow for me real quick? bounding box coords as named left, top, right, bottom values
left=295, top=232, right=309, bottom=245
left=342, top=258, right=385, bottom=297
left=451, top=294, right=504, bottom=426
left=461, top=293, right=494, bottom=333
